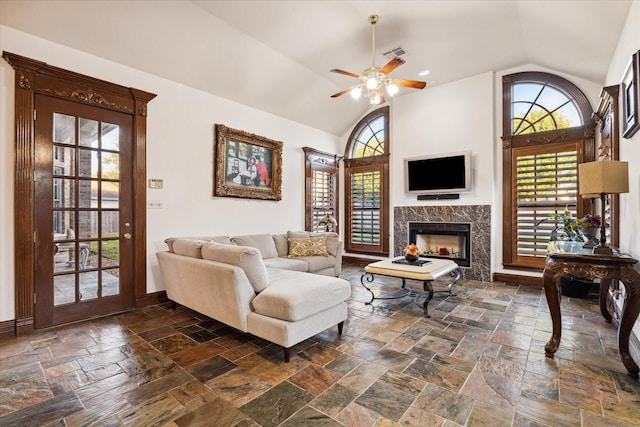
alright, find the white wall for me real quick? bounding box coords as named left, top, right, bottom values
left=0, top=25, right=340, bottom=321
left=603, top=0, right=640, bottom=346
left=392, top=72, right=495, bottom=207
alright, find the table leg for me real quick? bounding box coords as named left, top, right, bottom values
left=421, top=280, right=434, bottom=317
left=617, top=269, right=640, bottom=377
left=599, top=278, right=613, bottom=322
left=360, top=272, right=376, bottom=303
left=543, top=266, right=562, bottom=357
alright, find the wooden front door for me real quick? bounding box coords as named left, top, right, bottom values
left=34, top=95, right=134, bottom=327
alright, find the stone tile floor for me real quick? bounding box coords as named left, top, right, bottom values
left=0, top=263, right=638, bottom=426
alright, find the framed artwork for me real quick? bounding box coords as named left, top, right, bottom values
left=621, top=50, right=640, bottom=139
left=214, top=124, right=282, bottom=200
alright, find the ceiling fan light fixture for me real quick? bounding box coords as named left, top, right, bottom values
left=366, top=75, right=379, bottom=90
left=386, top=82, right=399, bottom=96
left=350, top=86, right=363, bottom=99
left=370, top=89, right=382, bottom=105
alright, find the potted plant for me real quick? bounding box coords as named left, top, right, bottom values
left=537, top=208, right=593, bottom=298
left=536, top=207, right=585, bottom=253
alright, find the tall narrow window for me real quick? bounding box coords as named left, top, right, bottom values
left=303, top=147, right=340, bottom=233
left=502, top=72, right=595, bottom=270
left=344, top=107, right=389, bottom=255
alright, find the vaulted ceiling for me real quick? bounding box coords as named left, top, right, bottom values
left=0, top=0, right=632, bottom=136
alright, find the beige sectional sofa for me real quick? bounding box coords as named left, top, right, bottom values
left=157, top=232, right=350, bottom=361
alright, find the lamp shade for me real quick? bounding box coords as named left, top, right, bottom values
left=578, top=161, right=629, bottom=195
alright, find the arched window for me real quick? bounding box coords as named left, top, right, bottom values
left=502, top=72, right=595, bottom=270
left=344, top=107, right=389, bottom=255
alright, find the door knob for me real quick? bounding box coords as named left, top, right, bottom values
left=124, top=233, right=132, bottom=240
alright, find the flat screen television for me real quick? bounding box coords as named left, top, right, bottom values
left=404, top=151, right=472, bottom=195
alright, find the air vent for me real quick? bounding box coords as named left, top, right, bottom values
left=382, top=46, right=407, bottom=59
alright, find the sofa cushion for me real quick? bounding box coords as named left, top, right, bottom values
left=263, top=257, right=309, bottom=272
left=272, top=234, right=288, bottom=257
left=231, top=234, right=278, bottom=259
left=293, top=255, right=336, bottom=272
left=288, top=236, right=328, bottom=257
left=172, top=239, right=207, bottom=258
left=287, top=231, right=339, bottom=257
left=202, top=241, right=270, bottom=292
left=252, top=269, right=351, bottom=321
left=165, top=235, right=231, bottom=252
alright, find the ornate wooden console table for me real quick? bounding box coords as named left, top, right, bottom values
left=542, top=249, right=640, bottom=376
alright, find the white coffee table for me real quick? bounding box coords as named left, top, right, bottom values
left=361, top=257, right=461, bottom=317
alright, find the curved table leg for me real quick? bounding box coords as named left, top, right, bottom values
left=543, top=266, right=562, bottom=357
left=618, top=269, right=640, bottom=377
left=423, top=280, right=434, bottom=317
left=360, top=272, right=376, bottom=304
left=599, top=278, right=613, bottom=322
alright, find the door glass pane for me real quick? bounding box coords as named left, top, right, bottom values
left=53, top=211, right=76, bottom=239
left=78, top=148, right=98, bottom=178
left=79, top=118, right=99, bottom=148
left=102, top=240, right=119, bottom=267
left=78, top=180, right=96, bottom=208
left=102, top=122, right=120, bottom=151
left=79, top=271, right=98, bottom=300
left=53, top=179, right=75, bottom=208
left=102, top=211, right=119, bottom=236
left=53, top=114, right=76, bottom=145
left=103, top=268, right=120, bottom=296
left=102, top=182, right=119, bottom=209
left=78, top=211, right=98, bottom=239
left=101, top=152, right=119, bottom=180
left=54, top=274, right=75, bottom=306
left=53, top=146, right=75, bottom=175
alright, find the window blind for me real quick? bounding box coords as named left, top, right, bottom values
left=311, top=170, right=335, bottom=232
left=515, top=149, right=578, bottom=258
left=350, top=170, right=381, bottom=245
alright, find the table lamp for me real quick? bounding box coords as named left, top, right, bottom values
left=578, top=160, right=628, bottom=255
left=318, top=215, right=337, bottom=232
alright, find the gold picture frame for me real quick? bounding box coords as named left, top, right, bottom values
left=214, top=124, right=282, bottom=200
left=621, top=50, right=640, bottom=139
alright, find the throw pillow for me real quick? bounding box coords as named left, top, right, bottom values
left=202, top=241, right=270, bottom=292
left=288, top=236, right=328, bottom=257
left=287, top=230, right=339, bottom=256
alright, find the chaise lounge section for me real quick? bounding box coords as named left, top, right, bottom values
left=157, top=232, right=350, bottom=361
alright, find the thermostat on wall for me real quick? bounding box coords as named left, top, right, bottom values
left=148, top=179, right=163, bottom=189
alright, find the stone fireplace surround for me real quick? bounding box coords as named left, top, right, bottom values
left=394, top=205, right=491, bottom=281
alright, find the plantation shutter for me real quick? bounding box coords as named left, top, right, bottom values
left=349, top=169, right=381, bottom=245
left=311, top=169, right=336, bottom=232
left=513, top=143, right=579, bottom=261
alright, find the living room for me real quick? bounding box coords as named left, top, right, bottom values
left=0, top=1, right=639, bottom=425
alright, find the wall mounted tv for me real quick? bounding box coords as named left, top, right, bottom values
left=404, top=151, right=472, bottom=196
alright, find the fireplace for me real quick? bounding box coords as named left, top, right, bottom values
left=409, top=222, right=471, bottom=267
left=394, top=205, right=490, bottom=281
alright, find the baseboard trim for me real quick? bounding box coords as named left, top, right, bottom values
left=0, top=319, right=16, bottom=338
left=493, top=273, right=542, bottom=287
left=136, top=291, right=168, bottom=308
left=342, top=256, right=380, bottom=266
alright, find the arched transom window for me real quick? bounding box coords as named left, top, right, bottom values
left=511, top=82, right=583, bottom=135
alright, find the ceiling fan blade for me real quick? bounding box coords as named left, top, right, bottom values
left=391, top=78, right=427, bottom=89
left=330, top=69, right=361, bottom=79
left=330, top=86, right=358, bottom=98
left=380, top=57, right=406, bottom=75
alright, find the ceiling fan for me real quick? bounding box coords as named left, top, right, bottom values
left=330, top=14, right=427, bottom=105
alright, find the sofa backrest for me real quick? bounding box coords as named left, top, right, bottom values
left=230, top=234, right=278, bottom=259
left=165, top=236, right=231, bottom=253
